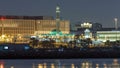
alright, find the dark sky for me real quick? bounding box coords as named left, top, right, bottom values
left=0, top=0, right=120, bottom=27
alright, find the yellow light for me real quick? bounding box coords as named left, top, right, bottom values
left=38, top=64, right=43, bottom=68
left=51, top=64, right=55, bottom=68
left=71, top=64, right=75, bottom=68
left=1, top=35, right=5, bottom=38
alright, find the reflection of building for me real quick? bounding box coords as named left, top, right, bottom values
left=71, top=64, right=75, bottom=68
left=38, top=64, right=43, bottom=68
left=81, top=61, right=92, bottom=68
left=0, top=61, right=4, bottom=68
left=51, top=63, right=55, bottom=68
left=111, top=59, right=120, bottom=68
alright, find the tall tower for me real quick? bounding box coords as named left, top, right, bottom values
left=56, top=5, right=60, bottom=33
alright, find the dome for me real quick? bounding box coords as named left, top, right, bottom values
left=50, top=29, right=63, bottom=35
left=84, top=29, right=90, bottom=32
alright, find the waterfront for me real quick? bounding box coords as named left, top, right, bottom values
left=2, top=59, right=120, bottom=68
left=0, top=43, right=120, bottom=58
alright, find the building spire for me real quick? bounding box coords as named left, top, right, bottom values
left=56, top=5, right=60, bottom=33
left=56, top=5, right=60, bottom=20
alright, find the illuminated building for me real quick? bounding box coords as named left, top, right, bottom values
left=34, top=20, right=70, bottom=34
left=81, top=22, right=92, bottom=39
left=81, top=22, right=92, bottom=28
left=97, top=31, right=120, bottom=42
left=84, top=29, right=91, bottom=39
left=0, top=15, right=70, bottom=42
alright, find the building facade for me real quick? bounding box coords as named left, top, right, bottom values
left=0, top=15, right=70, bottom=42
left=35, top=20, right=70, bottom=34
left=97, top=31, right=120, bottom=42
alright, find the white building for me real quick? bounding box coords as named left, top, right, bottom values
left=97, top=31, right=120, bottom=42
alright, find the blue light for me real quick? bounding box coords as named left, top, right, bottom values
left=4, top=46, right=8, bottom=49
left=24, top=46, right=29, bottom=50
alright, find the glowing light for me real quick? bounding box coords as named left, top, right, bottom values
left=1, top=35, right=5, bottom=38
left=71, top=64, right=75, bottom=68
left=38, top=64, right=43, bottom=68
left=51, top=64, right=55, bottom=68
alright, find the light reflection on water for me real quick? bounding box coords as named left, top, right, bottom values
left=3, top=59, right=120, bottom=68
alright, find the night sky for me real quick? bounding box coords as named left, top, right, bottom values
left=0, top=0, right=120, bottom=27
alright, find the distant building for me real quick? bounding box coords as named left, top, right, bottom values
left=75, top=22, right=102, bottom=31
left=97, top=31, right=120, bottom=42
left=0, top=15, right=70, bottom=42
left=35, top=20, right=70, bottom=34
left=74, top=22, right=102, bottom=35
left=92, top=23, right=102, bottom=31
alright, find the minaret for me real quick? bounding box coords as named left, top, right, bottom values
left=56, top=5, right=60, bottom=34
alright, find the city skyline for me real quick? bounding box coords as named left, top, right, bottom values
left=0, top=0, right=120, bottom=27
